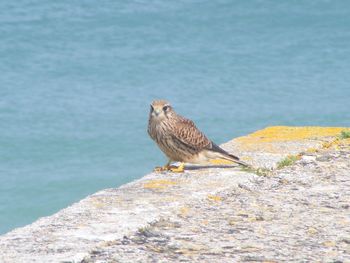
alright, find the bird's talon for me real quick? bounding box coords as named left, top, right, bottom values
left=169, top=163, right=185, bottom=173
left=154, top=166, right=167, bottom=172
left=153, top=163, right=172, bottom=172
left=153, top=163, right=185, bottom=173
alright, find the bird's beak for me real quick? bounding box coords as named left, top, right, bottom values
left=154, top=109, right=161, bottom=116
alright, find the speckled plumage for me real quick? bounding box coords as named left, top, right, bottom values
left=148, top=100, right=247, bottom=167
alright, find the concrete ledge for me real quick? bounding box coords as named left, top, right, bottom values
left=0, top=126, right=349, bottom=262
left=224, top=126, right=347, bottom=168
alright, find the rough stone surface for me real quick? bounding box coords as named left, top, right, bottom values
left=0, top=126, right=349, bottom=263
left=223, top=126, right=347, bottom=169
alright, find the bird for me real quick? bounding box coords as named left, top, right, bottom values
left=147, top=99, right=248, bottom=172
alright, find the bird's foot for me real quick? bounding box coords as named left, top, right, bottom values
left=154, top=163, right=185, bottom=173
left=169, top=163, right=185, bottom=173
left=153, top=165, right=171, bottom=172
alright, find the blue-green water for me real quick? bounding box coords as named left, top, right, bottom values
left=1, top=0, right=350, bottom=234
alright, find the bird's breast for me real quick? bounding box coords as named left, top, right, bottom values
left=148, top=120, right=169, bottom=142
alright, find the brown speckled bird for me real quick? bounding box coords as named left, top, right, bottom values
left=148, top=100, right=248, bottom=172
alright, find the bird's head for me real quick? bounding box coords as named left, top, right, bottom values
left=149, top=100, right=174, bottom=121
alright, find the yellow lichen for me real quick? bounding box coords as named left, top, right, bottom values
left=306, top=147, right=318, bottom=153
left=143, top=179, right=176, bottom=189
left=322, top=135, right=350, bottom=149
left=234, top=126, right=350, bottom=153
left=237, top=126, right=349, bottom=143
left=307, top=227, right=318, bottom=236
left=179, top=206, right=190, bottom=217
left=209, top=159, right=233, bottom=165
left=207, top=195, right=222, bottom=202
left=241, top=156, right=253, bottom=161
left=322, top=140, right=335, bottom=149
left=228, top=220, right=236, bottom=226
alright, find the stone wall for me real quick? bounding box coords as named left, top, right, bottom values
left=0, top=127, right=349, bottom=262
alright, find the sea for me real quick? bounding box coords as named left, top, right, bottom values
left=1, top=0, right=350, bottom=234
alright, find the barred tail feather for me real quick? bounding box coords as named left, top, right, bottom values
left=209, top=143, right=249, bottom=167
left=218, top=152, right=250, bottom=167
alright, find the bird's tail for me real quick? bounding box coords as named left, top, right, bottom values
left=218, top=152, right=250, bottom=167
left=209, top=143, right=250, bottom=167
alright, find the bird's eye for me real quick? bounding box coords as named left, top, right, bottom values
left=163, top=105, right=169, bottom=111
left=150, top=105, right=154, bottom=112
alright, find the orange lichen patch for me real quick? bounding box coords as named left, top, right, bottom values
left=207, top=195, right=222, bottom=202
left=234, top=126, right=350, bottom=153
left=237, top=126, right=349, bottom=143
left=201, top=220, right=209, bottom=225
left=143, top=179, right=177, bottom=189
left=209, top=159, right=233, bottom=165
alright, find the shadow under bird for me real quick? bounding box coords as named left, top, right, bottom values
left=148, top=100, right=248, bottom=172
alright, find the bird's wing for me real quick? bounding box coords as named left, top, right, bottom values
left=171, top=116, right=212, bottom=152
